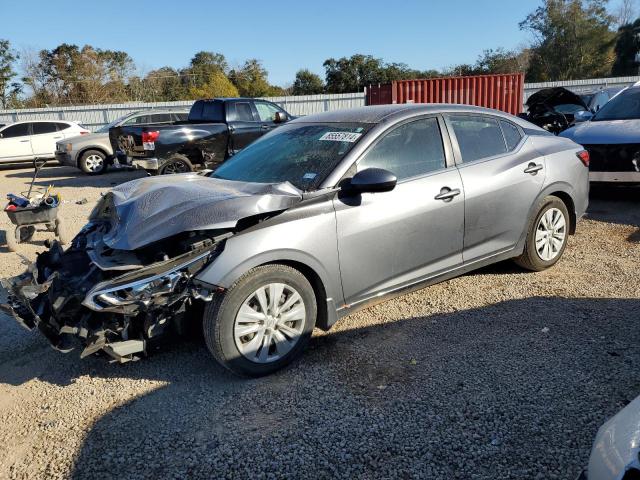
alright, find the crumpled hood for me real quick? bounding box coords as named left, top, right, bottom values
left=559, top=119, right=640, bottom=144
left=100, top=173, right=302, bottom=250
left=526, top=87, right=588, bottom=110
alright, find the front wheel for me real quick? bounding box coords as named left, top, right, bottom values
left=203, top=265, right=317, bottom=377
left=515, top=196, right=570, bottom=271
left=79, top=149, right=107, bottom=175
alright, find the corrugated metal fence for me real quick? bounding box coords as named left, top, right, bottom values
left=1, top=75, right=638, bottom=130
left=0, top=92, right=367, bottom=130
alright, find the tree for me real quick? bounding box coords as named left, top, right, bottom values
left=188, top=70, right=239, bottom=98
left=520, top=0, right=616, bottom=81
left=614, top=0, right=637, bottom=27
left=229, top=59, right=273, bottom=97
left=0, top=39, right=21, bottom=109
left=323, top=54, right=386, bottom=93
left=612, top=17, right=640, bottom=75
left=292, top=69, right=324, bottom=95
left=143, top=67, right=187, bottom=101
left=184, top=51, right=228, bottom=89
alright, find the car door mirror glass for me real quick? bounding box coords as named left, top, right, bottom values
left=348, top=168, right=397, bottom=194
left=274, top=112, right=288, bottom=123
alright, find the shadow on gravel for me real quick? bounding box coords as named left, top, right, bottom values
left=2, top=296, right=630, bottom=479
left=587, top=185, right=640, bottom=243
left=4, top=165, right=144, bottom=189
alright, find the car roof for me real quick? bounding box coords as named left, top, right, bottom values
left=290, top=104, right=523, bottom=125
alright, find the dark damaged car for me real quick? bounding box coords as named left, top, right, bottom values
left=1, top=105, right=589, bottom=377
left=520, top=87, right=592, bottom=134
left=560, top=84, right=640, bottom=183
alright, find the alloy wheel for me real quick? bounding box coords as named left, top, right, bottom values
left=84, top=154, right=104, bottom=172
left=163, top=160, right=189, bottom=174
left=233, top=283, right=306, bottom=364
left=535, top=207, right=567, bottom=262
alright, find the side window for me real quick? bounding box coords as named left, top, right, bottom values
left=148, top=113, right=172, bottom=124
left=255, top=102, right=282, bottom=122
left=358, top=118, right=446, bottom=181
left=173, top=113, right=188, bottom=122
left=1, top=123, right=30, bottom=138
left=449, top=115, right=507, bottom=163
left=32, top=122, right=58, bottom=135
left=233, top=102, right=255, bottom=122
left=500, top=121, right=523, bottom=151
left=123, top=115, right=150, bottom=125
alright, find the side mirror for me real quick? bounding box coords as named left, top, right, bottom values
left=348, top=168, right=397, bottom=194
left=574, top=110, right=593, bottom=123
left=274, top=112, right=288, bottom=123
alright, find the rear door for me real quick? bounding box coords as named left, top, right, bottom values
left=31, top=122, right=63, bottom=157
left=445, top=114, right=545, bottom=262
left=226, top=100, right=262, bottom=153
left=334, top=115, right=465, bottom=306
left=0, top=123, right=33, bottom=161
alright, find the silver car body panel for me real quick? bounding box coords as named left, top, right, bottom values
left=586, top=394, right=640, bottom=480
left=102, top=173, right=302, bottom=251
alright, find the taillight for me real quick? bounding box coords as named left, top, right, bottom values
left=142, top=131, right=160, bottom=143
left=576, top=150, right=590, bottom=167
left=80, top=130, right=90, bottom=135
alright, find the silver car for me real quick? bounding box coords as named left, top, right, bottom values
left=56, top=109, right=188, bottom=174
left=1, top=105, right=589, bottom=377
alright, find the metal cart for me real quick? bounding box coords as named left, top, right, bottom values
left=4, top=159, right=70, bottom=251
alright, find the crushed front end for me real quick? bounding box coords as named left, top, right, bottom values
left=1, top=221, right=227, bottom=363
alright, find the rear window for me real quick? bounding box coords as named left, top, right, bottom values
left=188, top=100, right=224, bottom=123
left=449, top=115, right=507, bottom=162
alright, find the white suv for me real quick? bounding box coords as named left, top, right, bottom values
left=0, top=120, right=89, bottom=163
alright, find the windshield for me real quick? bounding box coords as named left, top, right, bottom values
left=593, top=88, right=640, bottom=121
left=579, top=94, right=594, bottom=107
left=211, top=122, right=372, bottom=190
left=94, top=114, right=132, bottom=133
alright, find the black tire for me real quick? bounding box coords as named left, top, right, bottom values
left=203, top=264, right=317, bottom=377
left=514, top=196, right=570, bottom=271
left=79, top=149, right=107, bottom=175
left=158, top=154, right=194, bottom=175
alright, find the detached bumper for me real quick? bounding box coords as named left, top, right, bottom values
left=589, top=171, right=640, bottom=183
left=132, top=157, right=159, bottom=171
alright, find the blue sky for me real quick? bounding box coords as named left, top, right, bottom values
left=0, top=0, right=586, bottom=86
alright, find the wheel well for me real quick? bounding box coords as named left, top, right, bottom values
left=549, top=191, right=576, bottom=234
left=263, top=260, right=329, bottom=330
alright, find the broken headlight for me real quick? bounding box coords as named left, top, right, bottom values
left=82, top=250, right=211, bottom=314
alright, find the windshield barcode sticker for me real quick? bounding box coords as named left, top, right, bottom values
left=319, top=132, right=362, bottom=142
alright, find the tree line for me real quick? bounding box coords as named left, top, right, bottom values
left=1, top=0, right=639, bottom=109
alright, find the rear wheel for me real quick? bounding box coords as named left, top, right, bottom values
left=79, top=149, right=107, bottom=175
left=159, top=155, right=194, bottom=175
left=515, top=196, right=570, bottom=271
left=203, top=264, right=317, bottom=377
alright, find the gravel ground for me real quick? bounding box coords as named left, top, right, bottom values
left=0, top=165, right=638, bottom=480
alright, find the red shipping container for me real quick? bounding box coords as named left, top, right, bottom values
left=366, top=73, right=524, bottom=116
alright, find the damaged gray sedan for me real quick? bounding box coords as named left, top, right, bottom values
left=1, top=105, right=589, bottom=377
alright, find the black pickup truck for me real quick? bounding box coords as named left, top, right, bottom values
left=110, top=98, right=292, bottom=174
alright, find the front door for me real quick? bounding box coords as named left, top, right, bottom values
left=227, top=101, right=263, bottom=154
left=446, top=114, right=546, bottom=261
left=0, top=123, right=33, bottom=162
left=334, top=116, right=465, bottom=306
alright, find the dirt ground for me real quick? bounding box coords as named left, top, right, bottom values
left=0, top=164, right=638, bottom=479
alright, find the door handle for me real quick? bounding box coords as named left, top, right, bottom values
left=261, top=125, right=270, bottom=130
left=53, top=136, right=62, bottom=139
left=434, top=187, right=461, bottom=202
left=20, top=139, right=30, bottom=143
left=228, top=125, right=235, bottom=132
left=524, top=162, right=543, bottom=174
